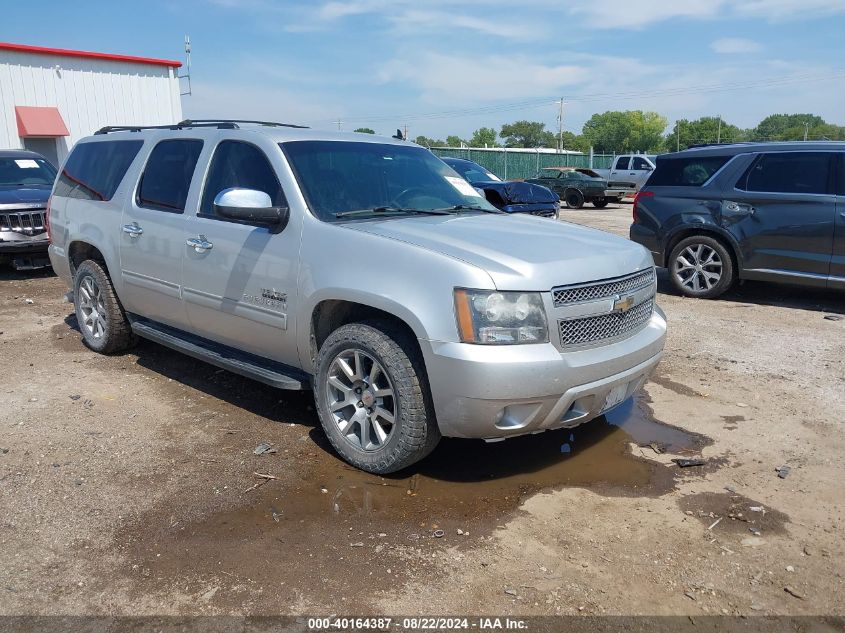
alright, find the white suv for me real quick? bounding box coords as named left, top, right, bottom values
left=47, top=120, right=667, bottom=473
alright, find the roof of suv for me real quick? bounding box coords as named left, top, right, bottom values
left=673, top=141, right=845, bottom=158
left=0, top=149, right=47, bottom=159
left=88, top=123, right=411, bottom=147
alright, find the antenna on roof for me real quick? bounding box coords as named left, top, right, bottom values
left=179, top=35, right=191, bottom=97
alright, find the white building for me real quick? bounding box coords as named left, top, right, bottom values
left=0, top=41, right=183, bottom=167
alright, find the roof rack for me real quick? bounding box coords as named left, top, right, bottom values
left=95, top=119, right=309, bottom=135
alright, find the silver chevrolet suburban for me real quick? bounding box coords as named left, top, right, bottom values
left=47, top=120, right=667, bottom=473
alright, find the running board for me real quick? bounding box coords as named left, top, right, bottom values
left=130, top=319, right=308, bottom=390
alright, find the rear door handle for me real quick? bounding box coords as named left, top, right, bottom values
left=186, top=235, right=213, bottom=253
left=121, top=223, right=143, bottom=238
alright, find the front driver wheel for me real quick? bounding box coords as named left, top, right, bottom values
left=314, top=320, right=440, bottom=474
left=592, top=198, right=609, bottom=208
left=668, top=236, right=735, bottom=299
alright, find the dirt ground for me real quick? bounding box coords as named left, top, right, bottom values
left=1, top=203, right=844, bottom=619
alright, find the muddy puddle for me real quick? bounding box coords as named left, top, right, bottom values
left=117, top=394, right=712, bottom=609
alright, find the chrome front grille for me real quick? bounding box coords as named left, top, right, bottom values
left=558, top=298, right=654, bottom=348
left=553, top=268, right=655, bottom=307
left=0, top=210, right=47, bottom=236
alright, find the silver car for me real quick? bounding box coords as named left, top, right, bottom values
left=47, top=120, right=666, bottom=473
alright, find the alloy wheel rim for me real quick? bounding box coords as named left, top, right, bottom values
left=674, top=244, right=723, bottom=292
left=78, top=275, right=106, bottom=339
left=325, top=349, right=396, bottom=452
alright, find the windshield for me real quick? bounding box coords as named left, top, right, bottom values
left=0, top=157, right=57, bottom=187
left=447, top=160, right=501, bottom=185
left=281, top=141, right=498, bottom=221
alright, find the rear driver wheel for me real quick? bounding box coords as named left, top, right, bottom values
left=73, top=259, right=136, bottom=353
left=668, top=236, right=735, bottom=299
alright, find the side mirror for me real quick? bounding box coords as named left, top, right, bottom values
left=213, top=188, right=290, bottom=234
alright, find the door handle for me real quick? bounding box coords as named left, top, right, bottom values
left=186, top=235, right=213, bottom=253
left=121, top=223, right=143, bottom=238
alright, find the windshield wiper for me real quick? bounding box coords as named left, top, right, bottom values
left=434, top=204, right=504, bottom=214
left=335, top=206, right=453, bottom=219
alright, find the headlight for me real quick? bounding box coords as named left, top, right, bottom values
left=453, top=289, right=548, bottom=345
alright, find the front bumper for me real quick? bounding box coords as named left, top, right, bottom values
left=0, top=234, right=49, bottom=254
left=421, top=307, right=666, bottom=439
left=0, top=234, right=51, bottom=269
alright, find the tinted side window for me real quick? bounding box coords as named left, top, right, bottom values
left=614, top=157, right=629, bottom=170
left=739, top=152, right=831, bottom=195
left=632, top=156, right=651, bottom=170
left=648, top=156, right=730, bottom=187
left=137, top=139, right=203, bottom=213
left=838, top=153, right=845, bottom=195
left=200, top=141, right=286, bottom=217
left=54, top=140, right=143, bottom=201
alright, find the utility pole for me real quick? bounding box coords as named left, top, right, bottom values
left=676, top=121, right=681, bottom=152
left=717, top=115, right=722, bottom=144
left=803, top=122, right=809, bottom=141
left=335, top=119, right=343, bottom=131
left=557, top=97, right=564, bottom=154
left=403, top=124, right=408, bottom=141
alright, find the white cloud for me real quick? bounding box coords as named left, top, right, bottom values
left=711, top=38, right=763, bottom=54
left=736, top=0, right=845, bottom=19
left=568, top=0, right=845, bottom=29
left=377, top=53, right=589, bottom=105
left=570, top=0, right=724, bottom=29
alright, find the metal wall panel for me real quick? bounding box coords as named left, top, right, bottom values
left=0, top=49, right=182, bottom=165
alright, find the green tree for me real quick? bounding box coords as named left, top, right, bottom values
left=752, top=114, right=826, bottom=141
left=665, top=116, right=744, bottom=152
left=446, top=135, right=465, bottom=147
left=559, top=131, right=590, bottom=153
left=353, top=127, right=375, bottom=134
left=582, top=110, right=667, bottom=153
left=500, top=121, right=553, bottom=148
left=413, top=135, right=444, bottom=147
left=468, top=127, right=499, bottom=147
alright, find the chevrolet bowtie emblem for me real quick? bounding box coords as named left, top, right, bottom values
left=612, top=294, right=635, bottom=313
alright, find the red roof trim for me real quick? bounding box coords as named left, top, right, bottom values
left=0, top=41, right=182, bottom=68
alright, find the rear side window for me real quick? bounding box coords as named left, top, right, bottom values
left=137, top=139, right=203, bottom=213
left=54, top=140, right=143, bottom=201
left=737, top=152, right=831, bottom=195
left=200, top=141, right=286, bottom=217
left=648, top=156, right=730, bottom=187
left=614, top=157, right=629, bottom=170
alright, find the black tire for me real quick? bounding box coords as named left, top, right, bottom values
left=668, top=235, right=735, bottom=299
left=314, top=320, right=440, bottom=474
left=564, top=188, right=585, bottom=209
left=73, top=260, right=136, bottom=353
left=592, top=198, right=609, bottom=208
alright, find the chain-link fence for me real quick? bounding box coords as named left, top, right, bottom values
left=430, top=148, right=616, bottom=180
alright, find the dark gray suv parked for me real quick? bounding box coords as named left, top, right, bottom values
left=630, top=142, right=845, bottom=298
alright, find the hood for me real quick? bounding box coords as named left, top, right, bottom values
left=477, top=181, right=559, bottom=204
left=0, top=185, right=51, bottom=206
left=343, top=213, right=652, bottom=290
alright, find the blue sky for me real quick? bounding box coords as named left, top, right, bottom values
left=2, top=0, right=845, bottom=138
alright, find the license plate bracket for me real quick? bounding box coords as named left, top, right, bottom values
left=601, top=383, right=628, bottom=413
